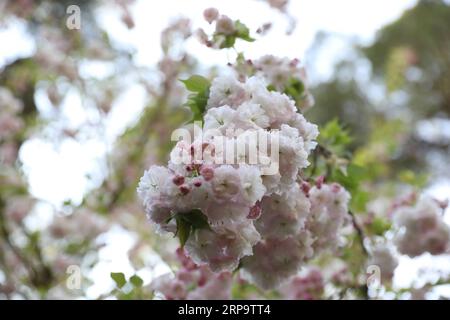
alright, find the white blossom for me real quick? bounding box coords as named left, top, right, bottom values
left=207, top=74, right=247, bottom=109
left=367, top=243, right=398, bottom=283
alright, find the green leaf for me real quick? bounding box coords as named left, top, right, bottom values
left=213, top=21, right=253, bottom=49
left=328, top=162, right=371, bottom=213
left=110, top=272, right=127, bottom=288
left=319, top=119, right=353, bottom=155
left=175, top=217, right=191, bottom=248
left=129, top=274, right=144, bottom=287
left=223, top=35, right=237, bottom=48
left=185, top=93, right=210, bottom=122
left=370, top=217, right=392, bottom=236
left=181, top=75, right=211, bottom=123
left=181, top=209, right=211, bottom=230
left=181, top=75, right=210, bottom=93
left=174, top=209, right=211, bottom=247
left=284, top=77, right=305, bottom=101
left=64, top=240, right=90, bottom=255
left=332, top=163, right=367, bottom=192
left=351, top=190, right=369, bottom=212
left=234, top=20, right=255, bottom=42
left=185, top=91, right=209, bottom=122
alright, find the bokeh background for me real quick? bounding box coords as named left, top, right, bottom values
left=1, top=0, right=449, bottom=299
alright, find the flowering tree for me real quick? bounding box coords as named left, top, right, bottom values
left=0, top=0, right=449, bottom=300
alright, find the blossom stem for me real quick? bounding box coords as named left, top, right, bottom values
left=348, top=210, right=369, bottom=257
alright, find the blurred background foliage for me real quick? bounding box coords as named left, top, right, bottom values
left=307, top=0, right=450, bottom=181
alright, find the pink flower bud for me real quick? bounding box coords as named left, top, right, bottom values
left=248, top=203, right=262, bottom=219
left=315, top=175, right=325, bottom=189
left=193, top=179, right=202, bottom=187
left=172, top=175, right=185, bottom=186
left=300, top=181, right=311, bottom=196
left=179, top=184, right=190, bottom=195
left=200, top=166, right=214, bottom=181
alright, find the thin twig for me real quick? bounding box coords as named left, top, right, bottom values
left=348, top=210, right=369, bottom=257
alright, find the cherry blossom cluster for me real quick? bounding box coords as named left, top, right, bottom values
left=197, top=9, right=234, bottom=48
left=138, top=71, right=352, bottom=289
left=240, top=180, right=351, bottom=289
left=393, top=196, right=450, bottom=257
left=151, top=248, right=232, bottom=300
left=279, top=268, right=324, bottom=300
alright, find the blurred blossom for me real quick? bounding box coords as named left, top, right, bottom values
left=393, top=196, right=450, bottom=257
left=279, top=268, right=324, bottom=300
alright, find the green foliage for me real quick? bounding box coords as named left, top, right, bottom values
left=109, top=273, right=149, bottom=299
left=350, top=189, right=370, bottom=213
left=175, top=216, right=191, bottom=248
left=340, top=233, right=369, bottom=276
left=385, top=47, right=411, bottom=92
left=307, top=67, right=372, bottom=150
left=64, top=240, right=91, bottom=255
left=398, top=169, right=428, bottom=188
left=331, top=164, right=366, bottom=191
left=306, top=121, right=364, bottom=211
left=234, top=20, right=255, bottom=42
left=353, top=118, right=409, bottom=180
left=110, top=273, right=144, bottom=289
left=181, top=75, right=211, bottom=122
left=179, top=208, right=211, bottom=229
left=110, top=272, right=127, bottom=288
left=283, top=78, right=306, bottom=106
left=368, top=216, right=392, bottom=236
left=181, top=75, right=210, bottom=92
left=318, top=119, right=353, bottom=156
left=129, top=275, right=144, bottom=287
left=330, top=163, right=370, bottom=212
left=309, top=121, right=373, bottom=212
left=364, top=0, right=450, bottom=116
left=365, top=0, right=450, bottom=73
